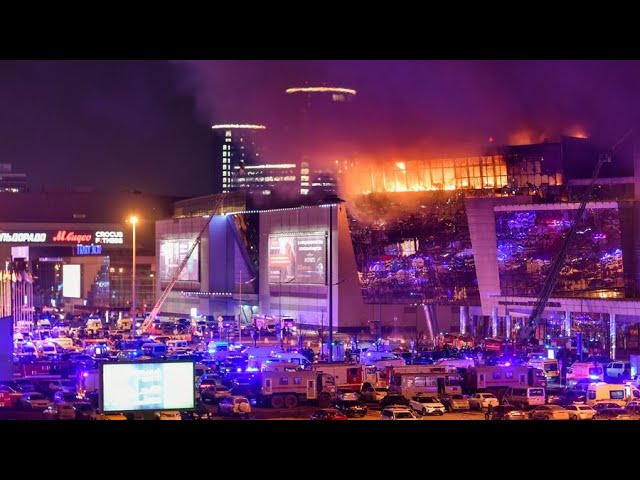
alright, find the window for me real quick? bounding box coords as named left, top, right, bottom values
left=293, top=377, right=302, bottom=385
left=279, top=377, right=289, bottom=385
left=529, top=389, right=544, bottom=396
left=492, top=372, right=501, bottom=380
left=587, top=391, right=596, bottom=400
left=505, top=371, right=513, bottom=379
left=414, top=376, right=426, bottom=387
left=610, top=390, right=624, bottom=400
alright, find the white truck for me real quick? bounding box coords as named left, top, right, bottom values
left=255, top=370, right=337, bottom=408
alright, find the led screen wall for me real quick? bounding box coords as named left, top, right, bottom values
left=495, top=206, right=624, bottom=298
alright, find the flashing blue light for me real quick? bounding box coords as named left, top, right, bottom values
left=237, top=368, right=242, bottom=373
left=589, top=374, right=599, bottom=380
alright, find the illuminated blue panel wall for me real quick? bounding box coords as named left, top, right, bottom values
left=495, top=202, right=624, bottom=298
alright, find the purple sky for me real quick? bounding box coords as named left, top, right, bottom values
left=2, top=60, right=639, bottom=196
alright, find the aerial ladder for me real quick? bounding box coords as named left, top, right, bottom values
left=138, top=194, right=228, bottom=335
left=518, top=151, right=612, bottom=344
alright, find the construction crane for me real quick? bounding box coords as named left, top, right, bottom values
left=138, top=194, right=228, bottom=335
left=518, top=152, right=611, bottom=344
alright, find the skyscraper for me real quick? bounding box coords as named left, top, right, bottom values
left=211, top=124, right=266, bottom=194
left=284, top=86, right=356, bottom=196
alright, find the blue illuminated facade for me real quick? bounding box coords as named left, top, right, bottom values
left=495, top=203, right=624, bottom=298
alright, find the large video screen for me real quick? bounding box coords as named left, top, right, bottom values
left=159, top=239, right=199, bottom=282
left=62, top=264, right=81, bottom=298
left=100, top=361, right=195, bottom=413
left=268, top=233, right=326, bottom=285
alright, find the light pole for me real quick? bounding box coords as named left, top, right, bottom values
left=238, top=271, right=256, bottom=346
left=128, top=215, right=138, bottom=338
left=279, top=271, right=295, bottom=349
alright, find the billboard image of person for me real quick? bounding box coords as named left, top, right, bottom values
left=268, top=233, right=326, bottom=285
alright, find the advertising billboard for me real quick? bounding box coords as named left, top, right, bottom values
left=62, top=264, right=81, bottom=298
left=268, top=232, right=326, bottom=285
left=159, top=239, right=199, bottom=282
left=100, top=361, right=195, bottom=413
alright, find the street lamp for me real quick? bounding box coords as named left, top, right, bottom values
left=279, top=271, right=295, bottom=349
left=238, top=270, right=256, bottom=346
left=128, top=215, right=138, bottom=337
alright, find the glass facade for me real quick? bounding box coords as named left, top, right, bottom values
left=349, top=191, right=478, bottom=304
left=495, top=206, right=624, bottom=298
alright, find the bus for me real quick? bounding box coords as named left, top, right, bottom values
left=388, top=365, right=462, bottom=399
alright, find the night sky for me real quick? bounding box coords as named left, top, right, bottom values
left=2, top=60, right=640, bottom=197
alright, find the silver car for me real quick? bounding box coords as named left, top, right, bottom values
left=529, top=405, right=571, bottom=420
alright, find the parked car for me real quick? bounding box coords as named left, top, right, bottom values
left=359, top=385, right=388, bottom=403
left=546, top=388, right=587, bottom=406
left=72, top=402, right=95, bottom=420
left=440, top=393, right=470, bottom=411
left=310, top=408, right=348, bottom=420
left=197, top=373, right=223, bottom=392
left=564, top=404, right=596, bottom=420
left=43, top=403, right=76, bottom=420
left=409, top=394, right=446, bottom=416
left=626, top=400, right=640, bottom=415
left=201, top=385, right=233, bottom=404
left=380, top=406, right=419, bottom=420
left=54, top=391, right=82, bottom=404
left=593, top=402, right=631, bottom=419
left=91, top=412, right=127, bottom=420
left=379, top=394, right=410, bottom=409
left=337, top=389, right=359, bottom=401
left=468, top=393, right=499, bottom=410
left=154, top=410, right=182, bottom=420
left=19, top=391, right=50, bottom=410
left=594, top=408, right=634, bottom=420
left=332, top=400, right=368, bottom=418
left=486, top=404, right=526, bottom=420
left=218, top=396, right=251, bottom=417
left=529, top=405, right=571, bottom=420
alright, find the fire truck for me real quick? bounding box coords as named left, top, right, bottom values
left=312, top=363, right=381, bottom=391
left=255, top=370, right=337, bottom=408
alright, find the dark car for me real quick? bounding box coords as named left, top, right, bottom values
left=332, top=400, right=368, bottom=418
left=72, top=402, right=95, bottom=420
left=593, top=402, right=631, bottom=419
left=379, top=394, right=410, bottom=408
left=310, top=408, right=348, bottom=420
left=546, top=388, right=586, bottom=406
left=487, top=404, right=527, bottom=420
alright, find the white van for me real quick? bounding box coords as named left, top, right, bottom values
left=142, top=343, right=168, bottom=358
left=503, top=387, right=546, bottom=408
left=359, top=350, right=401, bottom=366
left=167, top=340, right=190, bottom=351
left=273, top=352, right=312, bottom=368
left=586, top=382, right=640, bottom=407
left=435, top=357, right=476, bottom=369
left=51, top=337, right=74, bottom=350
left=606, top=361, right=631, bottom=380
left=37, top=341, right=58, bottom=358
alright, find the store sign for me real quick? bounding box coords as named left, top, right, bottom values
left=76, top=244, right=103, bottom=255
left=52, top=230, right=92, bottom=243
left=95, top=231, right=124, bottom=244
left=0, top=232, right=46, bottom=243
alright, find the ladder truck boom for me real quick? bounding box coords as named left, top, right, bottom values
left=139, top=195, right=227, bottom=334
left=519, top=152, right=611, bottom=343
